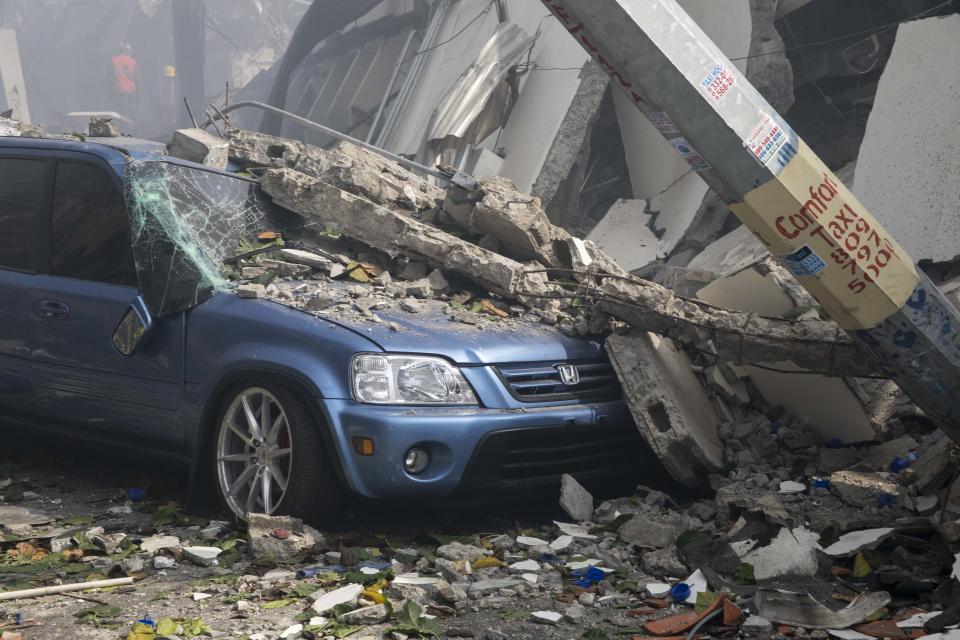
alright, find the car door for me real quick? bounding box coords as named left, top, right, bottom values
left=27, top=154, right=187, bottom=446
left=0, top=155, right=44, bottom=417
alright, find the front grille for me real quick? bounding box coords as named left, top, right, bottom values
left=454, top=422, right=646, bottom=495
left=498, top=426, right=642, bottom=481
left=496, top=361, right=622, bottom=403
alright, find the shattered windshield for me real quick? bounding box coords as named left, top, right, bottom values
left=125, top=159, right=271, bottom=316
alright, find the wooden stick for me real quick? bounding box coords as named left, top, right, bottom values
left=183, top=97, right=199, bottom=128
left=0, top=577, right=133, bottom=601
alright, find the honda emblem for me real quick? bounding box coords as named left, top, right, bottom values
left=556, top=364, right=580, bottom=386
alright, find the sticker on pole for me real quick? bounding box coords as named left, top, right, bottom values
left=746, top=115, right=789, bottom=168
left=668, top=137, right=712, bottom=172
left=782, top=245, right=827, bottom=278
left=701, top=63, right=736, bottom=103
left=645, top=111, right=680, bottom=137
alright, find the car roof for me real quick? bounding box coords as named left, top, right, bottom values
left=0, top=134, right=250, bottom=181
left=0, top=134, right=168, bottom=165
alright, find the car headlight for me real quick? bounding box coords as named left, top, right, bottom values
left=351, top=354, right=478, bottom=405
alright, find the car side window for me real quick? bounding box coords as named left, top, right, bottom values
left=0, top=158, right=44, bottom=272
left=51, top=161, right=138, bottom=286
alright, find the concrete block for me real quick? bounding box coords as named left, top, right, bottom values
left=168, top=128, right=229, bottom=169
left=854, top=15, right=960, bottom=262
left=606, top=331, right=722, bottom=487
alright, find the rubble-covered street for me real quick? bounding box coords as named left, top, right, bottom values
left=3, top=0, right=960, bottom=639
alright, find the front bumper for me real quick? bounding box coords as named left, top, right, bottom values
left=320, top=398, right=645, bottom=500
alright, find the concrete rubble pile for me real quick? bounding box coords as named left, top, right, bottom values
left=0, top=441, right=958, bottom=639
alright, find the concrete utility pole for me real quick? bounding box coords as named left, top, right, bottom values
left=541, top=0, right=960, bottom=441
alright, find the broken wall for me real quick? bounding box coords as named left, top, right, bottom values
left=689, top=226, right=879, bottom=443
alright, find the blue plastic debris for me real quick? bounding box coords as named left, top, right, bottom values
left=811, top=477, right=831, bottom=493
left=889, top=456, right=911, bottom=473
left=770, top=420, right=782, bottom=434
left=14, top=612, right=23, bottom=625
left=127, top=487, right=145, bottom=502
left=877, top=493, right=897, bottom=508
left=136, top=615, right=155, bottom=627
left=358, top=560, right=392, bottom=571
left=570, top=566, right=606, bottom=588
left=826, top=437, right=843, bottom=449
left=296, top=565, right=348, bottom=578
left=670, top=582, right=691, bottom=602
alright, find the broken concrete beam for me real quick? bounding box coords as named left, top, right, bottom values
left=596, top=277, right=876, bottom=378
left=228, top=129, right=305, bottom=168
left=606, top=330, right=723, bottom=487
left=168, top=128, right=229, bottom=169
left=294, top=141, right=445, bottom=213
left=445, top=177, right=567, bottom=267
left=258, top=168, right=554, bottom=301
left=531, top=60, right=609, bottom=208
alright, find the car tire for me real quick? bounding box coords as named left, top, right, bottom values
left=212, top=382, right=342, bottom=526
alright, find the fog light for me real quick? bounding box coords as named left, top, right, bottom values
left=403, top=447, right=429, bottom=475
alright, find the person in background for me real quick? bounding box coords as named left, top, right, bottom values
left=111, top=43, right=138, bottom=120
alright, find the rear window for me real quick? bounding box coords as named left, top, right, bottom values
left=51, top=161, right=137, bottom=286
left=0, top=158, right=44, bottom=271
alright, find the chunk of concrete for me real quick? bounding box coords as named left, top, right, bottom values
left=854, top=15, right=960, bottom=262
left=436, top=541, right=488, bottom=563
left=559, top=474, right=594, bottom=522
left=337, top=603, right=388, bottom=625
left=140, top=535, right=180, bottom=554
left=822, top=528, right=894, bottom=558
left=182, top=546, right=222, bottom=567
left=606, top=331, right=722, bottom=487
left=909, top=437, right=958, bottom=495
left=737, top=527, right=821, bottom=580
left=247, top=512, right=325, bottom=560
left=468, top=578, right=526, bottom=596
left=168, top=128, right=229, bottom=169
left=531, top=611, right=563, bottom=625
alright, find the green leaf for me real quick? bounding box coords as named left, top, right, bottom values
left=293, top=582, right=318, bottom=598
left=496, top=610, right=529, bottom=621
left=181, top=618, right=212, bottom=638
left=676, top=530, right=714, bottom=551
left=582, top=631, right=609, bottom=640
left=155, top=619, right=178, bottom=635
left=734, top=562, right=756, bottom=585
left=75, top=604, right=122, bottom=621
left=322, top=622, right=363, bottom=638
left=398, top=600, right=423, bottom=627
left=261, top=598, right=296, bottom=609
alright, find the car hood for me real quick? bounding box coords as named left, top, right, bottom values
left=321, top=299, right=607, bottom=366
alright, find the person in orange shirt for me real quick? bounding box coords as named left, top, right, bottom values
left=111, top=43, right=138, bottom=119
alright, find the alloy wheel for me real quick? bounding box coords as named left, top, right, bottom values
left=215, top=387, right=293, bottom=519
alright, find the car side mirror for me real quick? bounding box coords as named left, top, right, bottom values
left=112, top=297, right=154, bottom=357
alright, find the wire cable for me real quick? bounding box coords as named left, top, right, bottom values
left=398, top=0, right=495, bottom=66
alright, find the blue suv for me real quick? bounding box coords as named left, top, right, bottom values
left=0, top=135, right=645, bottom=524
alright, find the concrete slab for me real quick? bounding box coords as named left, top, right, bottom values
left=587, top=199, right=661, bottom=270
left=606, top=331, right=723, bottom=487
left=854, top=14, right=960, bottom=262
